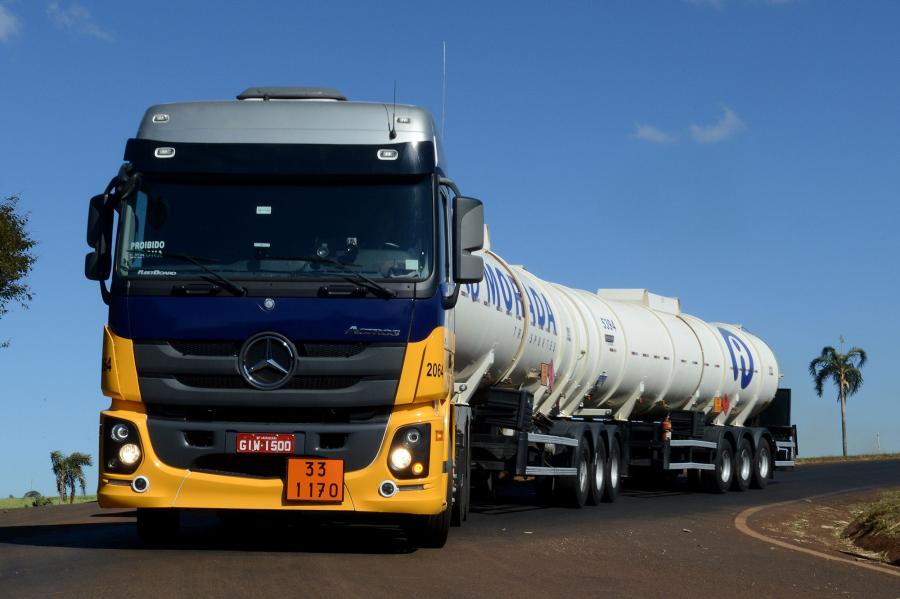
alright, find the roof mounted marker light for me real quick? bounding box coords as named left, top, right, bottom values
left=154, top=147, right=176, bottom=159
left=377, top=149, right=398, bottom=161
left=151, top=113, right=169, bottom=123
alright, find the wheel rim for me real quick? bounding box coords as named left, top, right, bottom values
left=610, top=449, right=619, bottom=488
left=721, top=451, right=732, bottom=483
left=595, top=456, right=604, bottom=492
left=740, top=449, right=751, bottom=481
left=578, top=451, right=588, bottom=493
left=759, top=448, right=770, bottom=479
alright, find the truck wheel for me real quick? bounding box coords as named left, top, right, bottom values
left=601, top=438, right=621, bottom=503
left=136, top=508, right=179, bottom=548
left=588, top=440, right=608, bottom=505
left=451, top=418, right=471, bottom=526
left=751, top=439, right=772, bottom=489
left=703, top=439, right=733, bottom=494
left=731, top=438, right=752, bottom=492
left=406, top=473, right=452, bottom=548
left=557, top=436, right=590, bottom=508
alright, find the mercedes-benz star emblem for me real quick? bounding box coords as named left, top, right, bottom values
left=238, top=332, right=297, bottom=390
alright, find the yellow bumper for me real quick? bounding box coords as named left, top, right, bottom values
left=98, top=401, right=450, bottom=516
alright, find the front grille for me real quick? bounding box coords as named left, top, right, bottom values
left=147, top=404, right=391, bottom=424
left=169, top=340, right=238, bottom=356
left=174, top=374, right=362, bottom=390
left=166, top=340, right=371, bottom=358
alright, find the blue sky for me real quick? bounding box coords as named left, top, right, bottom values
left=1, top=1, right=898, bottom=497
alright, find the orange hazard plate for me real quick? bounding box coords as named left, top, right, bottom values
left=286, top=458, right=344, bottom=502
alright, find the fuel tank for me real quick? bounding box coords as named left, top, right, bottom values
left=453, top=250, right=779, bottom=426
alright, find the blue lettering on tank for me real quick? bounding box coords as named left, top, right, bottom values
left=484, top=265, right=498, bottom=306
left=495, top=266, right=513, bottom=312
left=528, top=287, right=546, bottom=328
left=542, top=292, right=557, bottom=335
left=466, top=281, right=479, bottom=302
left=507, top=274, right=523, bottom=319
left=719, top=328, right=754, bottom=389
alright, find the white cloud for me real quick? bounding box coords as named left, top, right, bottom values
left=47, top=1, right=112, bottom=41
left=690, top=106, right=745, bottom=144
left=0, top=5, right=22, bottom=43
left=633, top=124, right=678, bottom=144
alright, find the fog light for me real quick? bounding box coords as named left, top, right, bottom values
left=119, top=443, right=141, bottom=465
left=110, top=423, right=130, bottom=442
left=390, top=447, right=412, bottom=470
left=405, top=428, right=421, bottom=444
left=412, top=462, right=424, bottom=475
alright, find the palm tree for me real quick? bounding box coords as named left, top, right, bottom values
left=49, top=451, right=93, bottom=504
left=64, top=453, right=93, bottom=503
left=809, top=343, right=867, bottom=457
left=50, top=451, right=67, bottom=504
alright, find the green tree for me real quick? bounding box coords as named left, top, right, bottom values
left=50, top=451, right=94, bottom=504
left=809, top=342, right=867, bottom=457
left=0, top=195, right=37, bottom=347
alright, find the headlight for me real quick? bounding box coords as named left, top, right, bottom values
left=118, top=443, right=141, bottom=465
left=387, top=424, right=431, bottom=479
left=390, top=447, right=412, bottom=470
left=110, top=423, right=130, bottom=442
left=103, top=418, right=142, bottom=474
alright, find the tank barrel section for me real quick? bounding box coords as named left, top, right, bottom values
left=453, top=251, right=780, bottom=425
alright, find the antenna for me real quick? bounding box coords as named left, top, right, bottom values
left=441, top=41, right=447, bottom=139
left=386, top=81, right=397, bottom=140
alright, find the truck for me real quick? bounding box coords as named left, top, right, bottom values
left=84, top=87, right=797, bottom=548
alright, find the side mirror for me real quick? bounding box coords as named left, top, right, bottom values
left=85, top=193, right=113, bottom=282
left=453, top=196, right=484, bottom=284
left=84, top=250, right=111, bottom=281
left=86, top=194, right=106, bottom=247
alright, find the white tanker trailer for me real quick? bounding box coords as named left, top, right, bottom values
left=451, top=232, right=796, bottom=509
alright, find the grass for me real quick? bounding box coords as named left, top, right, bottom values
left=0, top=495, right=97, bottom=509
left=846, top=490, right=900, bottom=536
left=843, top=489, right=900, bottom=564
left=795, top=453, right=900, bottom=465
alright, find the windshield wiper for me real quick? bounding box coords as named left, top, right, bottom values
left=263, top=255, right=397, bottom=299
left=127, top=250, right=247, bottom=297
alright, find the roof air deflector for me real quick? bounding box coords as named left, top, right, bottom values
left=237, top=87, right=347, bottom=101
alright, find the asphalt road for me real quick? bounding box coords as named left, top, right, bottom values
left=1, top=460, right=899, bottom=598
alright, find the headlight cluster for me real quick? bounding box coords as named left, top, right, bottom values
left=387, top=424, right=431, bottom=479
left=103, top=418, right=142, bottom=474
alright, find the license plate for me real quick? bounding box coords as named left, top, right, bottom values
left=235, top=433, right=295, bottom=454
left=286, top=458, right=344, bottom=502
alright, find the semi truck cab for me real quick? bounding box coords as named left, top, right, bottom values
left=85, top=87, right=484, bottom=547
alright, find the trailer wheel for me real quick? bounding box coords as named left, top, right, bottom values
left=601, top=438, right=621, bottom=503
left=588, top=440, right=608, bottom=505
left=703, top=439, right=733, bottom=494
left=751, top=439, right=772, bottom=490
left=136, top=508, right=179, bottom=548
left=731, top=438, right=753, bottom=492
left=557, top=436, right=590, bottom=508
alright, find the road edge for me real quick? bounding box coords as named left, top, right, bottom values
left=734, top=487, right=900, bottom=579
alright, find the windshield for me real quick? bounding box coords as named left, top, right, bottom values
left=115, top=176, right=434, bottom=282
